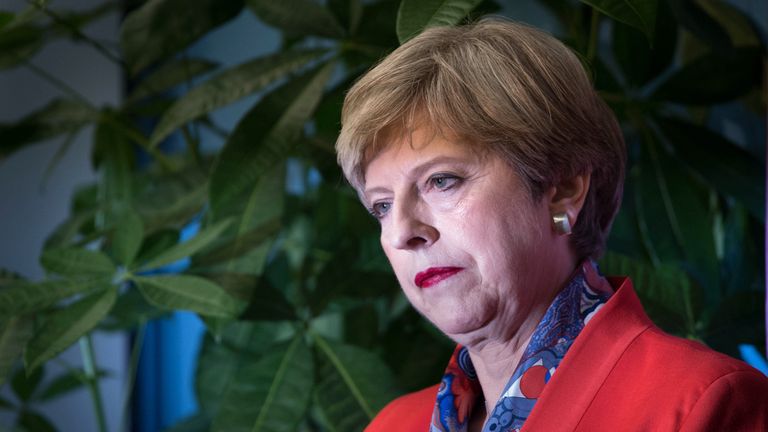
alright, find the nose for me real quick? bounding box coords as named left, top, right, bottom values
left=384, top=201, right=439, bottom=250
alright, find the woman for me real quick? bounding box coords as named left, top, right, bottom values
left=335, top=19, right=768, bottom=432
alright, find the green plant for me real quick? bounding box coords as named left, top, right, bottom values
left=0, top=0, right=765, bottom=431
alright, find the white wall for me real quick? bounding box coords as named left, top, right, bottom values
left=0, top=1, right=127, bottom=431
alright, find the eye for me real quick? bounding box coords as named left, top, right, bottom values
left=368, top=201, right=392, bottom=219
left=428, top=173, right=461, bottom=191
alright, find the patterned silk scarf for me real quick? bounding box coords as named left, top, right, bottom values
left=429, top=261, right=614, bottom=432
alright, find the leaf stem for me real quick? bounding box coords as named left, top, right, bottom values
left=79, top=335, right=108, bottom=432
left=587, top=8, right=600, bottom=63
left=30, top=0, right=125, bottom=68
left=118, top=319, right=146, bottom=432
left=22, top=60, right=94, bottom=107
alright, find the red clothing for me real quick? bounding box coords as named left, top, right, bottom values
left=366, top=278, right=768, bottom=431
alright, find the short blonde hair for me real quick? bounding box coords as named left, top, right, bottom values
left=336, top=18, right=625, bottom=259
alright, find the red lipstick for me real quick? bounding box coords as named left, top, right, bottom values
left=414, top=267, right=463, bottom=288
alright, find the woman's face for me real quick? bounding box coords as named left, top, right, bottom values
left=363, top=127, right=574, bottom=344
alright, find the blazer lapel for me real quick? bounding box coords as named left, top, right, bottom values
left=522, top=278, right=652, bottom=431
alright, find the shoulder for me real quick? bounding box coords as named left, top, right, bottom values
left=365, top=384, right=439, bottom=432
left=567, top=278, right=768, bottom=430
left=679, top=367, right=768, bottom=431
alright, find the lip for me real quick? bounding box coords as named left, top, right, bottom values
left=414, top=267, right=464, bottom=288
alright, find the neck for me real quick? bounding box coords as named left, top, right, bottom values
left=465, top=307, right=542, bottom=414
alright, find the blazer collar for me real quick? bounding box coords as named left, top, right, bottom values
left=522, top=278, right=652, bottom=431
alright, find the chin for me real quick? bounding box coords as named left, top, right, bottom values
left=425, top=306, right=493, bottom=340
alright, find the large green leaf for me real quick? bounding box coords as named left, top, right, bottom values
left=92, top=111, right=137, bottom=214
left=134, top=274, right=243, bottom=318
left=650, top=140, right=719, bottom=305
left=196, top=321, right=289, bottom=416
left=0, top=269, right=23, bottom=287
left=0, top=316, right=34, bottom=387
left=0, top=99, right=96, bottom=158
left=192, top=218, right=281, bottom=268
left=38, top=368, right=103, bottom=401
left=396, top=0, right=483, bottom=43
left=100, top=288, right=167, bottom=331
left=24, top=287, right=117, bottom=372
left=17, top=410, right=56, bottom=432
left=599, top=252, right=699, bottom=337
left=580, top=0, right=657, bottom=41
left=210, top=61, right=334, bottom=218
left=211, top=335, right=313, bottom=432
left=667, top=0, right=733, bottom=53
left=237, top=276, right=297, bottom=321
left=111, top=207, right=144, bottom=267
left=0, top=279, right=102, bottom=318
left=329, top=0, right=363, bottom=35
left=40, top=247, right=115, bottom=278
left=247, top=0, right=345, bottom=38
left=314, top=336, right=399, bottom=430
left=137, top=219, right=232, bottom=271
left=656, top=117, right=765, bottom=220
left=120, top=0, right=243, bottom=74
left=652, top=47, right=762, bottom=104
left=11, top=364, right=43, bottom=401
left=127, top=58, right=219, bottom=103
left=133, top=165, right=208, bottom=232
left=611, top=0, right=676, bottom=86
left=0, top=24, right=44, bottom=69
left=148, top=49, right=327, bottom=147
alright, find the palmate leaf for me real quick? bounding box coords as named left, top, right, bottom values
left=92, top=112, right=138, bottom=233
left=651, top=47, right=762, bottom=104
left=120, top=0, right=243, bottom=75
left=0, top=315, right=34, bottom=387
left=328, top=0, right=363, bottom=35
left=127, top=58, right=219, bottom=103
left=38, top=368, right=94, bottom=401
left=0, top=98, right=96, bottom=159
left=313, top=336, right=399, bottom=431
left=136, top=219, right=232, bottom=271
left=211, top=335, right=313, bottom=432
left=11, top=363, right=43, bottom=401
left=24, top=287, right=117, bottom=372
left=611, top=0, right=677, bottom=87
left=192, top=217, right=281, bottom=268
left=656, top=117, right=765, bottom=221
left=247, top=0, right=345, bottom=38
left=196, top=321, right=289, bottom=417
left=0, top=23, right=44, bottom=70
left=0, top=278, right=105, bottom=318
left=148, top=49, right=328, bottom=147
left=396, top=0, right=483, bottom=43
left=599, top=252, right=699, bottom=337
left=111, top=207, right=144, bottom=267
left=133, top=274, right=243, bottom=318
left=209, top=61, right=335, bottom=219
left=646, top=138, right=719, bottom=303
left=40, top=247, right=116, bottom=278
left=18, top=410, right=56, bottom=432
left=580, top=0, right=657, bottom=42
left=667, top=0, right=732, bottom=53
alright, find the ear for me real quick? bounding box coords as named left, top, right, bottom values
left=546, top=172, right=591, bottom=228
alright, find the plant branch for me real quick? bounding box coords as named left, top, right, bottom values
left=79, top=335, right=108, bottom=432
left=118, top=319, right=147, bottom=432
left=22, top=60, right=94, bottom=107
left=29, top=0, right=125, bottom=68
left=587, top=8, right=600, bottom=63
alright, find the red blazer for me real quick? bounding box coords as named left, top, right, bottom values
left=366, top=278, right=768, bottom=431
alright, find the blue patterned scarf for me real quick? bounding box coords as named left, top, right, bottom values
left=430, top=261, right=613, bottom=432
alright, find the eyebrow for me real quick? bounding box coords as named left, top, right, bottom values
left=363, top=155, right=470, bottom=198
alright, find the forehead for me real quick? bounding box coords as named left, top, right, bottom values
left=364, top=129, right=475, bottom=179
